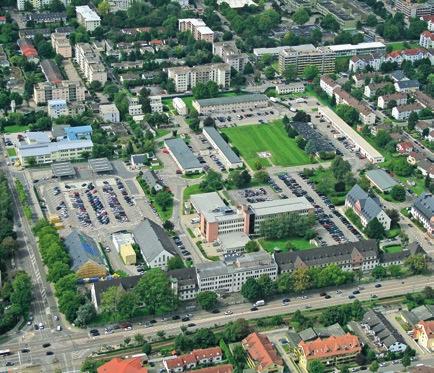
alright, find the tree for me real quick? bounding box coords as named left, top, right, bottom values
left=304, top=140, right=317, bottom=155
left=97, top=0, right=110, bottom=14
left=222, top=31, right=233, bottom=41
left=401, top=355, right=411, bottom=367
left=10, top=272, right=32, bottom=314
left=254, top=170, right=269, bottom=184
left=320, top=14, right=340, bottom=32
left=365, top=218, right=385, bottom=239
left=335, top=104, right=359, bottom=126
left=369, top=361, right=379, bottom=372
left=331, top=156, right=352, bottom=181
left=308, top=360, right=326, bottom=373
left=292, top=7, right=309, bottom=25
left=223, top=319, right=251, bottom=342
left=372, top=265, right=387, bottom=279
left=245, top=240, right=260, bottom=253
left=89, top=81, right=102, bottom=92
left=390, top=185, right=406, bottom=202
left=74, top=302, right=96, bottom=327
left=47, top=261, right=71, bottom=283
left=405, top=254, right=428, bottom=275
left=291, top=268, right=312, bottom=293
left=295, top=136, right=307, bottom=150
left=163, top=220, right=174, bottom=231
left=142, top=342, right=152, bottom=354
left=203, top=116, right=215, bottom=127
left=228, top=169, right=251, bottom=189
left=408, top=111, right=418, bottom=130
left=264, top=66, right=275, bottom=80
left=196, top=291, right=218, bottom=311
left=366, top=14, right=378, bottom=27
left=154, top=191, right=173, bottom=211
left=283, top=65, right=297, bottom=82
left=257, top=275, right=276, bottom=299
left=167, top=256, right=185, bottom=270
left=134, top=333, right=145, bottom=345
left=241, top=278, right=263, bottom=302
left=243, top=62, right=254, bottom=75
left=303, top=65, right=320, bottom=80
left=200, top=170, right=224, bottom=192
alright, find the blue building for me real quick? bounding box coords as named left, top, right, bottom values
left=65, top=125, right=93, bottom=141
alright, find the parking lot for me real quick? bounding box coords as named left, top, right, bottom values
left=228, top=185, right=282, bottom=205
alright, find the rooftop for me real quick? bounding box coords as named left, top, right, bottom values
left=329, top=42, right=386, bottom=52
left=299, top=334, right=361, bottom=360
left=365, top=169, right=398, bottom=191
left=196, top=94, right=268, bottom=107
left=76, top=5, right=101, bottom=21
left=165, top=138, right=202, bottom=171
left=88, top=158, right=113, bottom=173
left=242, top=333, right=284, bottom=370
left=51, top=162, right=76, bottom=177
left=203, top=127, right=241, bottom=165
left=97, top=357, right=148, bottom=373
left=249, top=197, right=312, bottom=216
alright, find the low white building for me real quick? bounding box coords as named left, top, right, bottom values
left=349, top=53, right=384, bottom=72
left=420, top=31, right=434, bottom=49
left=411, top=192, right=434, bottom=237
left=192, top=94, right=269, bottom=115
left=99, top=104, right=120, bottom=123
left=392, top=103, right=423, bottom=120
left=173, top=97, right=188, bottom=115
left=112, top=232, right=135, bottom=252
left=275, top=83, right=305, bottom=95
left=377, top=92, right=408, bottom=109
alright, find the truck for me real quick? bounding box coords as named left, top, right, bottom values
left=253, top=300, right=265, bottom=307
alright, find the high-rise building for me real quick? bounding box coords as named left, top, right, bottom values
left=33, top=81, right=86, bottom=105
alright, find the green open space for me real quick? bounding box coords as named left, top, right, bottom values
left=221, top=120, right=311, bottom=168
left=260, top=238, right=313, bottom=252
left=3, top=125, right=29, bottom=134
left=387, top=41, right=419, bottom=51
left=183, top=184, right=202, bottom=202
left=6, top=148, right=16, bottom=157
left=383, top=245, right=402, bottom=253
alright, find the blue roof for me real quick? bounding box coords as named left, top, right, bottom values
left=64, top=230, right=106, bottom=271
left=65, top=125, right=93, bottom=141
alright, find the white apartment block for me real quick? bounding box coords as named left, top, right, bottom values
left=17, top=0, right=69, bottom=11
left=275, top=83, right=305, bottom=95
left=167, top=63, right=231, bottom=93
left=377, top=92, right=408, bottom=109
left=33, top=81, right=86, bottom=105
left=51, top=33, right=72, bottom=58
left=74, top=43, right=107, bottom=84
left=150, top=96, right=163, bottom=113
left=178, top=18, right=214, bottom=42
left=420, top=31, right=434, bottom=49
left=47, top=99, right=68, bottom=118
left=76, top=5, right=101, bottom=32
left=320, top=76, right=340, bottom=97
left=196, top=252, right=278, bottom=293
left=392, top=103, right=423, bottom=120
left=128, top=96, right=143, bottom=116
left=212, top=42, right=248, bottom=72
left=99, top=104, right=120, bottom=123
left=108, top=0, right=132, bottom=11
left=173, top=97, right=188, bottom=115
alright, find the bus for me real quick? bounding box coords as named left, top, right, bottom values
left=0, top=349, right=11, bottom=356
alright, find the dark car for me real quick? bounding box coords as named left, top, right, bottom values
left=187, top=323, right=196, bottom=327
left=21, top=348, right=30, bottom=353
left=149, top=319, right=157, bottom=324
left=250, top=307, right=258, bottom=311
left=211, top=309, right=220, bottom=314
left=375, top=283, right=382, bottom=288
left=353, top=290, right=360, bottom=295
left=172, top=315, right=180, bottom=320
left=348, top=295, right=356, bottom=299
left=320, top=292, right=327, bottom=297
left=42, top=343, right=51, bottom=348
left=181, top=316, right=190, bottom=322
left=46, top=351, right=54, bottom=356
left=325, top=295, right=331, bottom=299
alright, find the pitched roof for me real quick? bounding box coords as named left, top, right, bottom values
left=346, top=184, right=384, bottom=222
left=190, top=365, right=233, bottom=373
left=298, top=334, right=361, bottom=360
left=242, top=332, right=284, bottom=371
left=365, top=169, right=398, bottom=191
left=164, top=347, right=223, bottom=369
left=412, top=193, right=434, bottom=222
left=416, top=320, right=434, bottom=338
left=362, top=310, right=406, bottom=348
left=92, top=275, right=142, bottom=308
left=97, top=357, right=148, bottom=373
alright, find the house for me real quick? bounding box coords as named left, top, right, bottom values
left=394, top=80, right=420, bottom=93
left=396, top=141, right=414, bottom=154
left=352, top=72, right=380, bottom=88
left=417, top=161, right=434, bottom=179
left=242, top=333, right=284, bottom=373
left=420, top=31, right=434, bottom=49
left=163, top=347, right=223, bottom=373
left=415, top=120, right=434, bottom=136
left=349, top=53, right=383, bottom=72
left=414, top=91, right=434, bottom=109
left=364, top=82, right=388, bottom=99
left=298, top=334, right=361, bottom=372
left=392, top=103, right=423, bottom=120
left=411, top=193, right=434, bottom=236
left=132, top=219, right=177, bottom=270
left=390, top=70, right=408, bottom=82
left=99, top=104, right=120, bottom=123
left=386, top=48, right=429, bottom=64
left=142, top=170, right=163, bottom=192
left=377, top=92, right=407, bottom=109
left=64, top=230, right=108, bottom=278
left=413, top=321, right=434, bottom=351
left=361, top=310, right=407, bottom=353
left=407, top=151, right=425, bottom=165
left=365, top=169, right=399, bottom=192
left=168, top=267, right=199, bottom=301
left=97, top=357, right=148, bottom=373
left=345, top=184, right=391, bottom=230
left=401, top=305, right=434, bottom=326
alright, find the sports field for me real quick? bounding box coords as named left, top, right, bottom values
left=221, top=121, right=311, bottom=168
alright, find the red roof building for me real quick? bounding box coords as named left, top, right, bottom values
left=0, top=16, right=6, bottom=24
left=242, top=332, right=284, bottom=373
left=97, top=357, right=148, bottom=373
left=396, top=141, right=414, bottom=154
left=191, top=365, right=233, bottom=373
left=163, top=347, right=223, bottom=372
left=413, top=320, right=434, bottom=351
left=17, top=38, right=38, bottom=61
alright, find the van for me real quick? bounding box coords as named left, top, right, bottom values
left=254, top=300, right=265, bottom=307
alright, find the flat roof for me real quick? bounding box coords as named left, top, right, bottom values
left=190, top=191, right=227, bottom=212
left=329, top=42, right=386, bottom=52
left=88, top=157, right=113, bottom=172
left=18, top=139, right=93, bottom=157
left=219, top=232, right=250, bottom=250
left=365, top=169, right=398, bottom=191
left=203, top=127, right=241, bottom=165
left=164, top=138, right=202, bottom=171
left=249, top=197, right=312, bottom=216
left=51, top=162, right=76, bottom=177
left=195, top=94, right=268, bottom=107
left=75, top=5, right=101, bottom=21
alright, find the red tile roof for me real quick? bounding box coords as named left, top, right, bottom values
left=164, top=347, right=222, bottom=369
left=414, top=320, right=434, bottom=338
left=190, top=364, right=233, bottom=373
left=299, top=334, right=361, bottom=360
left=242, top=332, right=284, bottom=372
left=421, top=31, right=434, bottom=41
left=97, top=357, right=148, bottom=373
left=421, top=15, right=434, bottom=22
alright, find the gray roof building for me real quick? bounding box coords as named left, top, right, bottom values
left=40, top=59, right=64, bottom=84
left=88, top=158, right=113, bottom=173
left=195, top=94, right=268, bottom=107
left=203, top=126, right=242, bottom=168
left=395, top=79, right=420, bottom=90
left=401, top=305, right=434, bottom=327
left=51, top=161, right=76, bottom=178
left=412, top=193, right=434, bottom=224
left=365, top=169, right=399, bottom=192
left=164, top=138, right=203, bottom=173
left=142, top=170, right=163, bottom=191
left=346, top=184, right=386, bottom=224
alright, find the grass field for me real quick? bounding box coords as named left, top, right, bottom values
left=383, top=245, right=402, bottom=253
left=7, top=148, right=16, bottom=157
left=260, top=238, right=313, bottom=252
left=183, top=184, right=202, bottom=202
left=387, top=41, right=419, bottom=51
left=221, top=121, right=311, bottom=168
left=3, top=125, right=29, bottom=134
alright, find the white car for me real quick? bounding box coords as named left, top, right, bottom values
left=224, top=310, right=233, bottom=315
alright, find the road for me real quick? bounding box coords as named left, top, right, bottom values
left=1, top=275, right=433, bottom=371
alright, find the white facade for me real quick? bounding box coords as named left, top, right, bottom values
left=391, top=104, right=423, bottom=120
left=320, top=77, right=339, bottom=97
left=51, top=33, right=72, bottom=58
left=150, top=96, right=163, bottom=113
left=173, top=97, right=188, bottom=115
left=420, top=31, right=434, bottom=49
left=17, top=0, right=68, bottom=10
left=76, top=6, right=101, bottom=31
left=128, top=97, right=143, bottom=116
left=108, top=0, right=132, bottom=11
left=99, top=104, right=120, bottom=123
left=112, top=232, right=135, bottom=252
left=275, top=83, right=305, bottom=95
left=47, top=99, right=68, bottom=118
left=74, top=43, right=107, bottom=84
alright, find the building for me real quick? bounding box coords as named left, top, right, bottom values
left=17, top=0, right=69, bottom=11
left=319, top=107, right=383, bottom=162
left=387, top=48, right=429, bottom=64
left=414, top=91, right=434, bottom=109
left=168, top=267, right=198, bottom=301
left=320, top=76, right=340, bottom=97
left=274, top=240, right=380, bottom=273
left=76, top=5, right=101, bottom=31
left=193, top=94, right=269, bottom=115
left=74, top=43, right=107, bottom=84
left=26, top=12, right=67, bottom=23
left=33, top=80, right=85, bottom=105
left=17, top=38, right=38, bottom=63
left=0, top=45, right=10, bottom=68
left=164, top=138, right=203, bottom=174
left=417, top=160, right=434, bottom=179
left=275, top=83, right=305, bottom=94
left=401, top=305, right=434, bottom=326
left=99, top=104, right=120, bottom=123
left=212, top=41, right=248, bottom=72
left=345, top=184, right=391, bottom=230
left=163, top=347, right=222, bottom=373
left=365, top=169, right=399, bottom=193
left=150, top=96, right=163, bottom=113
left=395, top=80, right=420, bottom=93
left=178, top=19, right=214, bottom=42
left=278, top=44, right=335, bottom=76
left=173, top=97, right=188, bottom=115
left=112, top=232, right=136, bottom=265
left=51, top=33, right=72, bottom=58
left=47, top=99, right=68, bottom=118
left=361, top=310, right=407, bottom=352
left=349, top=53, right=384, bottom=72
left=196, top=252, right=278, bottom=293
left=333, top=88, right=376, bottom=125
left=329, top=42, right=386, bottom=57
left=242, top=333, right=284, bottom=373
left=216, top=0, right=255, bottom=7
left=64, top=230, right=107, bottom=278
left=396, top=141, right=414, bottom=154
left=132, top=219, right=177, bottom=270
left=377, top=92, right=408, bottom=109
left=420, top=31, right=434, bottom=48
left=40, top=59, right=63, bottom=84
left=167, top=63, right=231, bottom=93
left=97, top=357, right=148, bottom=373
left=396, top=0, right=434, bottom=18
left=142, top=170, right=164, bottom=192
left=127, top=96, right=143, bottom=117
left=392, top=103, right=423, bottom=120
left=253, top=46, right=291, bottom=58
left=203, top=127, right=242, bottom=169
left=316, top=0, right=357, bottom=29
left=298, top=334, right=361, bottom=372
left=352, top=72, right=381, bottom=88
left=108, top=0, right=132, bottom=11
left=422, top=15, right=434, bottom=30
left=364, top=82, right=388, bottom=99
left=411, top=193, right=434, bottom=236
left=413, top=321, right=434, bottom=351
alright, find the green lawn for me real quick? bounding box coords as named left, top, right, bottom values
left=387, top=41, right=419, bottom=51
left=221, top=120, right=311, bottom=168
left=260, top=238, right=313, bottom=252
left=6, top=148, right=16, bottom=157
left=383, top=245, right=402, bottom=253
left=183, top=184, right=202, bottom=202
left=3, top=125, right=29, bottom=134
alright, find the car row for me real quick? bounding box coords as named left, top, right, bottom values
left=115, top=178, right=135, bottom=207
left=210, top=154, right=226, bottom=172
left=69, top=191, right=92, bottom=227
left=102, top=182, right=128, bottom=223
left=85, top=185, right=110, bottom=225
left=174, top=235, right=191, bottom=260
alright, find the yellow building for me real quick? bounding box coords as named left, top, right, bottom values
left=120, top=244, right=136, bottom=265
left=414, top=321, right=434, bottom=351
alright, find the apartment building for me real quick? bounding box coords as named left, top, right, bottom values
left=47, top=99, right=68, bottom=118
left=392, top=103, right=423, bottom=120
left=76, top=5, right=101, bottom=31
left=298, top=334, right=361, bottom=372
left=422, top=15, right=434, bottom=31
left=167, top=63, right=231, bottom=93
left=364, top=82, right=389, bottom=99
left=74, top=43, right=107, bottom=84
left=33, top=81, right=86, bottom=105
left=193, top=94, right=269, bottom=115
left=168, top=267, right=198, bottom=301
left=17, top=0, right=69, bottom=11
left=328, top=42, right=386, bottom=57
left=333, top=87, right=376, bottom=125
left=128, top=96, right=143, bottom=116
left=278, top=44, right=335, bottom=76
left=395, top=79, right=420, bottom=93
left=420, top=31, right=434, bottom=48
left=150, top=96, right=163, bottom=113
left=316, top=0, right=357, bottom=29
left=377, top=92, right=408, bottom=109
left=349, top=53, right=384, bottom=72
left=178, top=18, right=214, bottom=42
left=242, top=333, right=284, bottom=373
left=163, top=347, right=222, bottom=373
left=17, top=38, right=38, bottom=63
left=320, top=76, right=340, bottom=97
left=108, top=0, right=132, bottom=11
left=411, top=193, right=434, bottom=237
left=212, top=41, right=248, bottom=72
left=413, top=321, right=434, bottom=351
left=395, top=0, right=434, bottom=18
left=173, top=97, right=188, bottom=115
left=386, top=48, right=430, bottom=64
left=196, top=252, right=278, bottom=293
left=275, top=83, right=305, bottom=94
left=51, top=33, right=72, bottom=58
left=99, top=104, right=120, bottom=123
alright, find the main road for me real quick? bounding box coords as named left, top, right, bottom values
left=1, top=275, right=433, bottom=371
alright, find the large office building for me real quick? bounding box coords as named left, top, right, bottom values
left=167, top=63, right=231, bottom=93
left=196, top=252, right=278, bottom=293
left=178, top=18, right=214, bottom=42
left=76, top=5, right=101, bottom=31
left=318, top=107, right=384, bottom=163
left=164, top=138, right=203, bottom=174
left=202, top=127, right=243, bottom=169
left=278, top=44, right=335, bottom=76
left=74, top=43, right=107, bottom=84
left=33, top=80, right=86, bottom=105
left=193, top=94, right=269, bottom=114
